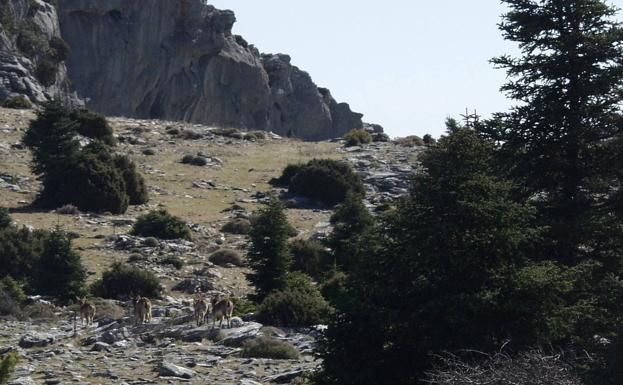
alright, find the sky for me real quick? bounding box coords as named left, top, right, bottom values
left=208, top=1, right=623, bottom=138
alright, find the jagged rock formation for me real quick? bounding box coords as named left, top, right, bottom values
left=58, top=0, right=365, bottom=140
left=0, top=0, right=80, bottom=104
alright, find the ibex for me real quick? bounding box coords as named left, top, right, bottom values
left=76, top=297, right=96, bottom=326
left=133, top=295, right=152, bottom=325
left=211, top=296, right=234, bottom=329
left=193, top=292, right=210, bottom=327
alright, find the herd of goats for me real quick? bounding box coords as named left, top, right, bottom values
left=75, top=292, right=235, bottom=330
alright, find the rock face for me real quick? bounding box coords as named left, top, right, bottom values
left=58, top=0, right=364, bottom=140
left=0, top=0, right=80, bottom=104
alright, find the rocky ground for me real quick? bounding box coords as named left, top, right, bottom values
left=0, top=107, right=421, bottom=384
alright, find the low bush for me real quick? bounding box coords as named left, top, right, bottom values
left=22, top=301, right=58, bottom=320
left=288, top=159, right=365, bottom=206
left=257, top=273, right=332, bottom=327
left=89, top=298, right=125, bottom=321
left=2, top=95, right=32, bottom=109
left=210, top=249, right=244, bottom=267
left=343, top=129, right=372, bottom=147
left=16, top=20, right=47, bottom=59
left=394, top=135, right=424, bottom=147
left=56, top=204, right=79, bottom=215
left=290, top=239, right=330, bottom=280
left=0, top=351, right=19, bottom=383
left=191, top=156, right=208, bottom=166
left=0, top=289, right=23, bottom=318
left=23, top=102, right=148, bottom=214
left=179, top=129, right=203, bottom=140
left=0, top=208, right=11, bottom=229
left=424, top=351, right=582, bottom=385
left=181, top=154, right=207, bottom=166
left=372, top=132, right=390, bottom=142
left=0, top=276, right=26, bottom=303
left=90, top=262, right=163, bottom=300
left=320, top=269, right=348, bottom=307
left=221, top=218, right=251, bottom=235
left=232, top=296, right=257, bottom=317
left=143, top=148, right=156, bottom=156
left=143, top=237, right=159, bottom=247
left=423, top=134, right=436, bottom=145
left=0, top=226, right=48, bottom=282
left=132, top=209, right=191, bottom=240
left=35, top=60, right=57, bottom=87
left=160, top=255, right=184, bottom=270
left=70, top=109, right=115, bottom=145
left=269, top=164, right=302, bottom=187
left=241, top=336, right=300, bottom=360
left=47, top=36, right=70, bottom=63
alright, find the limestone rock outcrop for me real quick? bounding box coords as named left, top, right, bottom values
left=58, top=0, right=365, bottom=140
left=0, top=0, right=80, bottom=104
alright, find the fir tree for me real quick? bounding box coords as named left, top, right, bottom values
left=33, top=228, right=86, bottom=303
left=247, top=200, right=293, bottom=301
left=327, top=193, right=374, bottom=272
left=319, top=128, right=538, bottom=385
left=485, top=0, right=623, bottom=265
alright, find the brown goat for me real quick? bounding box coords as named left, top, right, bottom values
left=193, top=292, right=210, bottom=326
left=133, top=295, right=152, bottom=325
left=75, top=297, right=96, bottom=326
left=211, top=296, right=234, bottom=329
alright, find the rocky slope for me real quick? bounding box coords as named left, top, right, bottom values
left=0, top=0, right=80, bottom=104
left=57, top=0, right=365, bottom=140
left=0, top=106, right=417, bottom=384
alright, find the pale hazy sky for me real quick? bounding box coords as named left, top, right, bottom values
left=208, top=1, right=623, bottom=138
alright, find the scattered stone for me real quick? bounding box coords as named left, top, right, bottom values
left=19, top=334, right=55, bottom=348
left=158, top=362, right=196, bottom=379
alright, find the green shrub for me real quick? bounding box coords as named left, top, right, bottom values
left=343, top=129, right=372, bottom=147
left=47, top=36, right=70, bottom=62
left=320, top=269, right=348, bottom=307
left=423, top=134, right=436, bottom=145
left=33, top=229, right=87, bottom=303
left=35, top=60, right=57, bottom=87
left=131, top=209, right=191, bottom=240
left=22, top=301, right=58, bottom=320
left=143, top=237, right=159, bottom=247
left=181, top=154, right=195, bottom=164
left=0, top=289, right=23, bottom=318
left=114, top=155, right=149, bottom=205
left=221, top=218, right=251, bottom=235
left=70, top=109, right=115, bottom=145
left=56, top=204, right=79, bottom=215
left=0, top=226, right=48, bottom=281
left=16, top=20, right=47, bottom=59
left=257, top=273, right=332, bottom=327
left=65, top=144, right=129, bottom=214
left=143, top=148, right=156, bottom=156
left=0, top=351, right=19, bottom=383
left=232, top=296, right=257, bottom=317
left=394, top=135, right=424, bottom=147
left=372, top=132, right=390, bottom=142
left=191, top=156, right=208, bottom=166
left=241, top=336, right=300, bottom=359
left=2, top=95, right=32, bottom=109
left=270, top=163, right=302, bottom=187
left=160, top=256, right=184, bottom=270
left=0, top=276, right=26, bottom=303
left=23, top=101, right=146, bottom=213
left=210, top=249, right=244, bottom=267
left=290, top=238, right=330, bottom=280
left=0, top=208, right=11, bottom=230
left=288, top=159, right=365, bottom=206
left=91, top=261, right=163, bottom=300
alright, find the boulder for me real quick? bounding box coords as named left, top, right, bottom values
left=18, top=334, right=55, bottom=348
left=158, top=362, right=196, bottom=379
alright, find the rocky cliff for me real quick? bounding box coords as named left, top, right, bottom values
left=0, top=0, right=80, bottom=104
left=57, top=0, right=366, bottom=140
